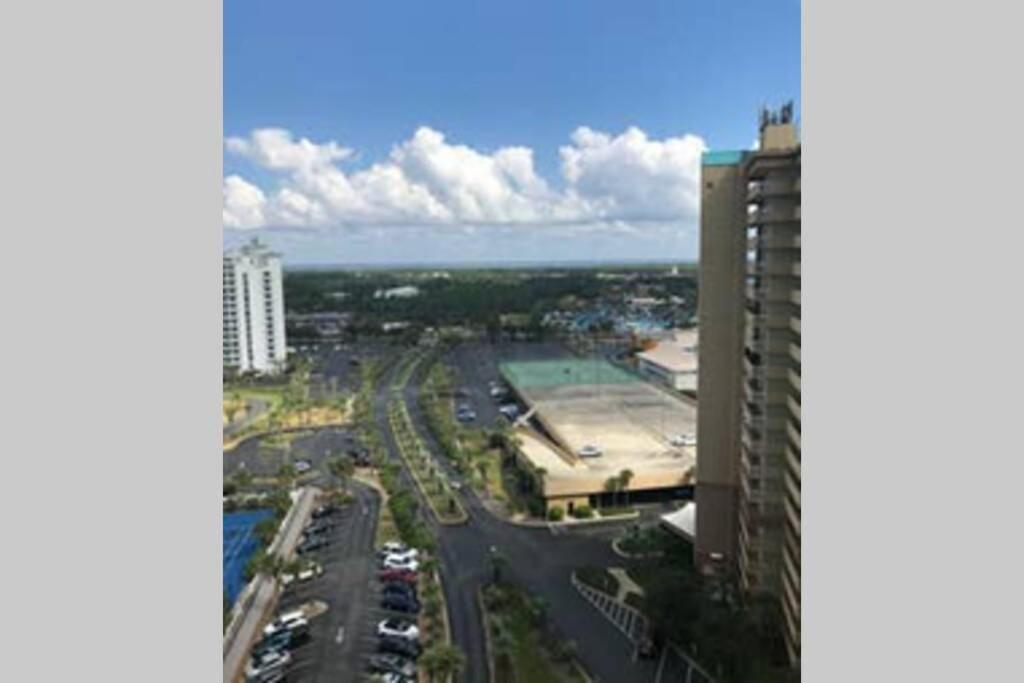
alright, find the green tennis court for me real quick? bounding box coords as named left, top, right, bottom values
left=499, top=359, right=638, bottom=389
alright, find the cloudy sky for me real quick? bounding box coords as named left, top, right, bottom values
left=225, top=0, right=800, bottom=265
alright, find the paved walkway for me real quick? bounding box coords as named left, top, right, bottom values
left=609, top=567, right=645, bottom=603
left=222, top=486, right=319, bottom=683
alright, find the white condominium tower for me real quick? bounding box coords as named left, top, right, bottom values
left=223, top=238, right=287, bottom=374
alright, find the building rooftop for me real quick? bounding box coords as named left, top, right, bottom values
left=636, top=329, right=699, bottom=374
left=501, top=359, right=697, bottom=498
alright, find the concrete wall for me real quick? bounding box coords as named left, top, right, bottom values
left=695, top=160, right=747, bottom=566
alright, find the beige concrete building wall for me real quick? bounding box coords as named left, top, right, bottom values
left=696, top=112, right=801, bottom=667
left=695, top=159, right=747, bottom=567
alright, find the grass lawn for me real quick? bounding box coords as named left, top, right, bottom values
left=599, top=506, right=636, bottom=518
left=482, top=453, right=508, bottom=501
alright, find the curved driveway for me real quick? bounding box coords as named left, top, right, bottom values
left=374, top=351, right=661, bottom=683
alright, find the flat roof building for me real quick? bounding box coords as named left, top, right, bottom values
left=635, top=328, right=699, bottom=392
left=500, top=358, right=696, bottom=514
left=695, top=103, right=801, bottom=666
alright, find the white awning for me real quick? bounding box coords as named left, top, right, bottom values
left=660, top=502, right=696, bottom=541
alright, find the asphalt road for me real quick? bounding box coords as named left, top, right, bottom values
left=227, top=341, right=665, bottom=683
left=387, top=343, right=663, bottom=683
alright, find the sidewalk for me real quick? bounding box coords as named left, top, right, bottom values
left=223, top=486, right=319, bottom=683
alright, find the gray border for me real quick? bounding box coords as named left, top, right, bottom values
left=806, top=1, right=1023, bottom=680
left=4, top=1, right=1023, bottom=680
left=2, top=1, right=221, bottom=680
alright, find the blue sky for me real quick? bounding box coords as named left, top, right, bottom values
left=224, top=0, right=800, bottom=265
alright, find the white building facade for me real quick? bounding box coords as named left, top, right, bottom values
left=223, top=239, right=287, bottom=374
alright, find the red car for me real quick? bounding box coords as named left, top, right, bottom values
left=378, top=567, right=418, bottom=584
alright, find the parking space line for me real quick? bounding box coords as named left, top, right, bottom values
left=335, top=626, right=345, bottom=644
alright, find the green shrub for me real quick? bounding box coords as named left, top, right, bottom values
left=572, top=505, right=594, bottom=519
left=547, top=506, right=565, bottom=521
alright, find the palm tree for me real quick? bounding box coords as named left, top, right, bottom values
left=277, top=463, right=297, bottom=490
left=490, top=616, right=517, bottom=668
left=618, top=469, right=635, bottom=507
left=533, top=467, right=547, bottom=497
left=420, top=644, right=466, bottom=683
left=604, top=476, right=620, bottom=509
left=327, top=456, right=354, bottom=491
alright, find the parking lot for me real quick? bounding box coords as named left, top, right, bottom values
left=224, top=427, right=367, bottom=487
left=252, top=480, right=426, bottom=682
left=298, top=340, right=399, bottom=402
left=441, top=340, right=572, bottom=430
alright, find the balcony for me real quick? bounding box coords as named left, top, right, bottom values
left=746, top=279, right=763, bottom=303
left=792, top=261, right=801, bottom=277
left=791, top=289, right=801, bottom=306
left=787, top=419, right=801, bottom=451
left=785, top=444, right=801, bottom=482
left=747, top=205, right=801, bottom=226
left=789, top=341, right=801, bottom=364
left=781, top=549, right=801, bottom=613
left=787, top=393, right=801, bottom=422
left=747, top=179, right=800, bottom=204
left=789, top=367, right=801, bottom=392
left=784, top=470, right=801, bottom=514
left=742, top=423, right=764, bottom=453
left=745, top=378, right=766, bottom=403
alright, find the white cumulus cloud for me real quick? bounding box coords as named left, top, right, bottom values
left=223, top=125, right=707, bottom=232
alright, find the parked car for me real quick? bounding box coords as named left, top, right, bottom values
left=381, top=582, right=417, bottom=601
left=377, top=618, right=420, bottom=641
left=453, top=388, right=471, bottom=398
left=381, top=592, right=420, bottom=614
left=382, top=548, right=419, bottom=563
left=293, top=459, right=312, bottom=474
left=245, top=649, right=291, bottom=682
left=578, top=444, right=603, bottom=458
left=380, top=673, right=415, bottom=683
left=311, top=503, right=339, bottom=519
left=378, top=568, right=418, bottom=584
left=378, top=542, right=410, bottom=557
left=297, top=535, right=329, bottom=555
left=251, top=630, right=293, bottom=659
left=367, top=653, right=417, bottom=677
left=378, top=633, right=423, bottom=658
left=455, top=407, right=477, bottom=422
left=670, top=434, right=697, bottom=448
left=349, top=448, right=371, bottom=466
left=281, top=562, right=323, bottom=588
left=262, top=610, right=307, bottom=638
left=498, top=404, right=520, bottom=420
left=382, top=556, right=420, bottom=572
left=304, top=519, right=334, bottom=536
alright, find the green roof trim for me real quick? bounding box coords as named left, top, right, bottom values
left=499, top=359, right=639, bottom=389
left=702, top=150, right=747, bottom=166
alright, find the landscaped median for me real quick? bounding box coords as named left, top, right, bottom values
left=479, top=579, right=589, bottom=683
left=387, top=398, right=468, bottom=525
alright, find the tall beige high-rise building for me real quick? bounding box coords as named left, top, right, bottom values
left=695, top=104, right=801, bottom=665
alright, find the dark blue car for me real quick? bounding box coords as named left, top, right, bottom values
left=381, top=593, right=420, bottom=614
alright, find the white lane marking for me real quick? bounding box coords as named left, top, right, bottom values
left=335, top=626, right=345, bottom=644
